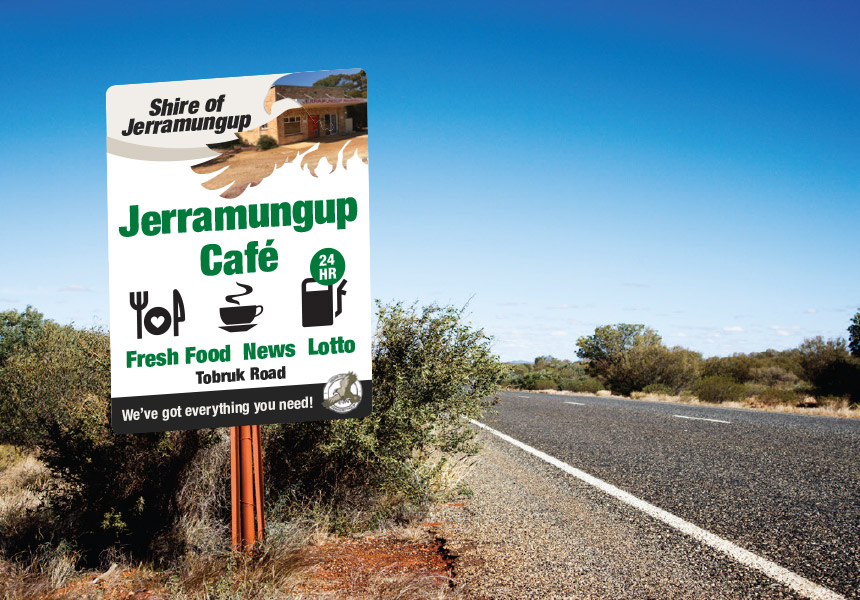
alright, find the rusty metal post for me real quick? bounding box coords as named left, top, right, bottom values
left=251, top=424, right=266, bottom=541
left=231, top=424, right=266, bottom=552
left=239, top=425, right=256, bottom=550
left=230, top=426, right=241, bottom=550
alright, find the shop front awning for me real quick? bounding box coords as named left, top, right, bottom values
left=296, top=97, right=366, bottom=107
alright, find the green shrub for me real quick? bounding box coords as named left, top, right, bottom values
left=208, top=137, right=247, bottom=150
left=533, top=377, right=557, bottom=390
left=849, top=309, right=860, bottom=358
left=516, top=372, right=537, bottom=388
left=559, top=377, right=602, bottom=393
left=503, top=373, right=523, bottom=388
left=701, top=355, right=754, bottom=383
left=606, top=345, right=701, bottom=396
left=742, top=382, right=768, bottom=397
left=519, top=372, right=556, bottom=390
left=577, top=324, right=661, bottom=385
left=642, top=383, right=673, bottom=395
left=506, top=358, right=589, bottom=391
left=701, top=351, right=805, bottom=384
left=0, top=323, right=216, bottom=561
left=756, top=388, right=800, bottom=406
left=576, top=325, right=701, bottom=396
left=750, top=366, right=799, bottom=387
left=580, top=377, right=604, bottom=393
left=509, top=363, right=530, bottom=375
left=504, top=363, right=529, bottom=387
left=555, top=378, right=573, bottom=391
left=0, top=302, right=505, bottom=558
left=0, top=306, right=47, bottom=370
left=263, top=301, right=504, bottom=528
left=798, top=337, right=860, bottom=402
left=692, top=375, right=747, bottom=403
left=256, top=135, right=278, bottom=150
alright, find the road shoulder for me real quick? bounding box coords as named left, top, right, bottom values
left=431, top=431, right=804, bottom=600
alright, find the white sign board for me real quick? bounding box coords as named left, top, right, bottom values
left=106, top=70, right=371, bottom=433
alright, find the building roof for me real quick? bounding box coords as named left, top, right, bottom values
left=274, top=84, right=366, bottom=107
left=296, top=97, right=367, bottom=106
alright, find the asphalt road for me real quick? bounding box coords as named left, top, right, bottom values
left=478, top=391, right=860, bottom=599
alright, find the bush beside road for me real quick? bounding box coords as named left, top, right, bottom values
left=0, top=302, right=502, bottom=599
left=507, top=314, right=860, bottom=414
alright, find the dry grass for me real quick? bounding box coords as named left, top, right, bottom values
left=420, top=453, right=477, bottom=502
left=0, top=449, right=77, bottom=599
left=359, top=571, right=459, bottom=600
left=0, top=544, right=83, bottom=600
left=168, top=543, right=305, bottom=600
left=628, top=390, right=859, bottom=418
left=519, top=388, right=860, bottom=418
left=0, top=450, right=55, bottom=555
left=729, top=395, right=854, bottom=417
left=172, top=433, right=232, bottom=556
left=0, top=450, right=50, bottom=493
left=1, top=529, right=460, bottom=600
left=164, top=429, right=463, bottom=599
left=0, top=444, right=26, bottom=470
left=0, top=433, right=471, bottom=600
left=162, top=444, right=473, bottom=599
left=0, top=453, right=50, bottom=508
left=1, top=557, right=53, bottom=600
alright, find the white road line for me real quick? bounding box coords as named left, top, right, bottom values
left=470, top=419, right=845, bottom=600
left=565, top=401, right=585, bottom=406
left=673, top=414, right=731, bottom=424
left=517, top=394, right=531, bottom=398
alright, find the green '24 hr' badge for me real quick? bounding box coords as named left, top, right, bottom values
left=310, top=248, right=345, bottom=286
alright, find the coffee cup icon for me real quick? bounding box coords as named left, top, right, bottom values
left=219, top=283, right=263, bottom=332
left=220, top=305, right=263, bottom=325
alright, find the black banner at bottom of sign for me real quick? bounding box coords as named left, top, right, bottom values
left=111, top=380, right=372, bottom=434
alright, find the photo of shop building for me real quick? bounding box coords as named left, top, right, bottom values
left=237, top=85, right=367, bottom=146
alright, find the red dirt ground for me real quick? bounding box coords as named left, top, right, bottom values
left=294, top=535, right=455, bottom=596
left=38, top=532, right=454, bottom=600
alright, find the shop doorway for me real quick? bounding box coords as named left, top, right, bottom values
left=323, top=113, right=338, bottom=135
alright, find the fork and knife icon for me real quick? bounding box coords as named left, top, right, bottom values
left=129, top=290, right=185, bottom=339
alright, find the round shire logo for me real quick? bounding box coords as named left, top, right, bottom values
left=322, top=372, right=363, bottom=414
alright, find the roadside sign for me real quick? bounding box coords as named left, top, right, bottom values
left=106, top=70, right=371, bottom=433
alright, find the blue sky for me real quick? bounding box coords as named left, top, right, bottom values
left=1, top=1, right=858, bottom=361
left=274, top=69, right=362, bottom=87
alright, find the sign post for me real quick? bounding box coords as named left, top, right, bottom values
left=106, top=70, right=370, bottom=550
left=231, top=424, right=264, bottom=550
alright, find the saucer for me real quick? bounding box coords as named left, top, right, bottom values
left=219, top=323, right=257, bottom=333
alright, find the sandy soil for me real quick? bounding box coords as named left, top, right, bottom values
left=191, top=134, right=368, bottom=199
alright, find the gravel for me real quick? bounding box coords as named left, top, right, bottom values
left=483, top=392, right=860, bottom=598
left=431, top=430, right=807, bottom=599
